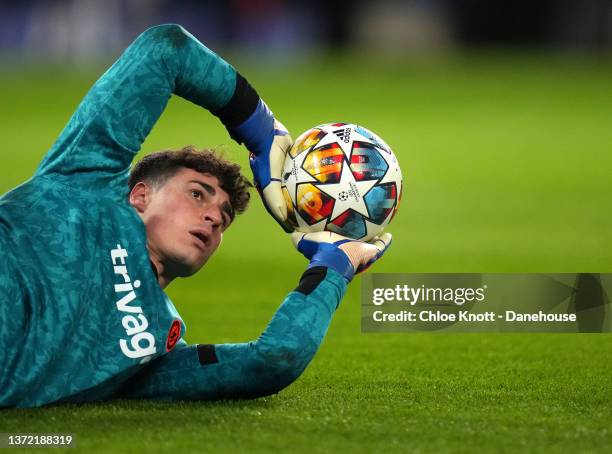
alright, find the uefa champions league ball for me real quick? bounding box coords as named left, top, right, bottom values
left=282, top=123, right=402, bottom=241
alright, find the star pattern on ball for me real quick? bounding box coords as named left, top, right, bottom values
left=351, top=127, right=375, bottom=144
left=294, top=210, right=328, bottom=232
left=377, top=148, right=402, bottom=197
left=315, top=127, right=353, bottom=159
left=365, top=218, right=389, bottom=238
left=284, top=149, right=317, bottom=203
left=316, top=160, right=378, bottom=220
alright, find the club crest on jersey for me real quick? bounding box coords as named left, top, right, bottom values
left=110, top=244, right=157, bottom=363
left=166, top=319, right=182, bottom=352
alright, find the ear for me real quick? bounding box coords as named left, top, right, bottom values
left=129, top=182, right=151, bottom=214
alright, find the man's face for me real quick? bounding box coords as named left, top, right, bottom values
left=130, top=168, right=233, bottom=278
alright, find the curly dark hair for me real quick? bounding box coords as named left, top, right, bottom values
left=128, top=146, right=252, bottom=216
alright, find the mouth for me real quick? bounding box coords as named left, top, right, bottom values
left=190, top=231, right=210, bottom=250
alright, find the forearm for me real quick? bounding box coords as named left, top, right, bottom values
left=118, top=267, right=347, bottom=400
left=36, top=25, right=240, bottom=189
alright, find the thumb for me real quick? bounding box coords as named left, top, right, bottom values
left=370, top=232, right=393, bottom=254
left=291, top=232, right=306, bottom=249
left=262, top=182, right=288, bottom=225
left=338, top=232, right=393, bottom=273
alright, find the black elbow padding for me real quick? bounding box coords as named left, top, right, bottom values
left=197, top=344, right=219, bottom=365
left=295, top=267, right=328, bottom=295
left=212, top=73, right=260, bottom=128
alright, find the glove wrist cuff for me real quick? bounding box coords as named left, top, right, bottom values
left=212, top=73, right=260, bottom=128
left=308, top=245, right=355, bottom=283
left=229, top=99, right=274, bottom=154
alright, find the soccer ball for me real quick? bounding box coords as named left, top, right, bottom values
left=282, top=123, right=402, bottom=241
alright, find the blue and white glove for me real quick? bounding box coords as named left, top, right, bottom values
left=291, top=231, right=393, bottom=282
left=228, top=100, right=293, bottom=232
left=248, top=118, right=293, bottom=232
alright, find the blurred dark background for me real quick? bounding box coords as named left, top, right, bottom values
left=1, top=1, right=611, bottom=294
left=1, top=0, right=611, bottom=63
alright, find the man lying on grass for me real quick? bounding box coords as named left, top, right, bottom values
left=0, top=24, right=390, bottom=408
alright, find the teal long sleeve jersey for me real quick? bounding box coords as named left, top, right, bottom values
left=0, top=25, right=347, bottom=408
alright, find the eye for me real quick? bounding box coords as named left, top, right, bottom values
left=191, top=190, right=203, bottom=200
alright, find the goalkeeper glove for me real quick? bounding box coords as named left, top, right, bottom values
left=214, top=73, right=294, bottom=232
left=228, top=100, right=293, bottom=232
left=291, top=231, right=393, bottom=282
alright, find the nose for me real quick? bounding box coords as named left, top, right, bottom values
left=203, top=205, right=223, bottom=229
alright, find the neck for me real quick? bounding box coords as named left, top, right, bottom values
left=148, top=249, right=173, bottom=289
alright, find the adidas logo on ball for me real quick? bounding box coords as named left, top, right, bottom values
left=333, top=127, right=351, bottom=143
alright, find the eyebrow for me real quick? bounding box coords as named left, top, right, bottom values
left=190, top=180, right=234, bottom=226
left=190, top=180, right=216, bottom=196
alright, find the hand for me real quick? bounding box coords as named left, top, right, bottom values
left=291, top=231, right=393, bottom=282
left=249, top=119, right=294, bottom=232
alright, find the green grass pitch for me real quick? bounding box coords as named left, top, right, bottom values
left=0, top=52, right=611, bottom=452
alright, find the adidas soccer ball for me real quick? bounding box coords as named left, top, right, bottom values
left=282, top=123, right=402, bottom=241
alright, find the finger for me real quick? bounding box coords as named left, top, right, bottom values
left=302, top=231, right=349, bottom=244
left=291, top=232, right=322, bottom=259
left=273, top=119, right=290, bottom=136
left=269, top=140, right=290, bottom=180
left=292, top=231, right=349, bottom=259
left=254, top=183, right=293, bottom=232
left=291, top=232, right=306, bottom=248
left=262, top=182, right=289, bottom=224
left=356, top=233, right=393, bottom=274
left=369, top=232, right=392, bottom=253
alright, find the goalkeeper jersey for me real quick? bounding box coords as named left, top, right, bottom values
left=0, top=24, right=238, bottom=407
left=0, top=24, right=348, bottom=408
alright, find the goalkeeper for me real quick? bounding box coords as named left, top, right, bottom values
left=0, top=25, right=391, bottom=408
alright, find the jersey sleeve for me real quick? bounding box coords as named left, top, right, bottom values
left=35, top=24, right=237, bottom=198
left=117, top=267, right=347, bottom=400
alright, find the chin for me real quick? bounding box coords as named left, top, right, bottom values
left=167, top=250, right=207, bottom=277
left=173, top=262, right=202, bottom=278
left=180, top=257, right=207, bottom=276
